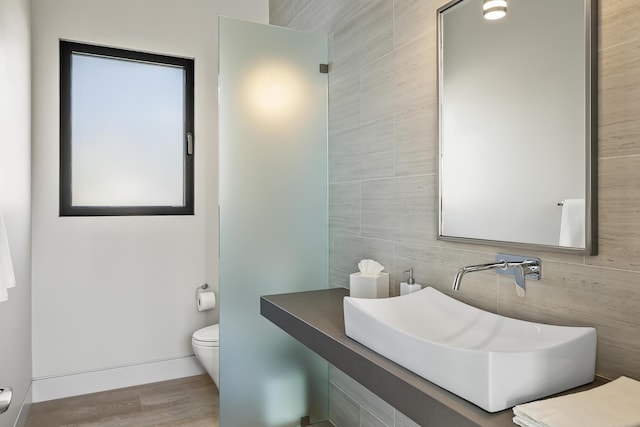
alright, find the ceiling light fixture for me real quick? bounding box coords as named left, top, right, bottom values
left=483, top=0, right=507, bottom=20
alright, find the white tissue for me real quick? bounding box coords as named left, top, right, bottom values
left=357, top=259, right=384, bottom=277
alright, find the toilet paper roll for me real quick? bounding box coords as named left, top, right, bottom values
left=197, top=291, right=216, bottom=312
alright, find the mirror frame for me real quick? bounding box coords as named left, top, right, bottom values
left=436, top=0, right=598, bottom=255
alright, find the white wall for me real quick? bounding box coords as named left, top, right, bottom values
left=0, top=0, right=32, bottom=424
left=31, top=0, right=267, bottom=386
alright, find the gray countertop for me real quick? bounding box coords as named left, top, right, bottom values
left=261, top=287, right=606, bottom=427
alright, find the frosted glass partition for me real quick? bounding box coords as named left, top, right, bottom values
left=219, top=17, right=328, bottom=426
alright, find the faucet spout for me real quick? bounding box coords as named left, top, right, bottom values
left=452, top=261, right=508, bottom=291
left=452, top=268, right=465, bottom=291
left=451, top=254, right=542, bottom=295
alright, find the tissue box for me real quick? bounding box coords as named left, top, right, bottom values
left=349, top=272, right=389, bottom=298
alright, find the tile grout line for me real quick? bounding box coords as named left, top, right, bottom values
left=599, top=153, right=640, bottom=161
left=599, top=33, right=640, bottom=53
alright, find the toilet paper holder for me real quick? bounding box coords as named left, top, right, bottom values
left=196, top=283, right=216, bottom=312
left=196, top=283, right=209, bottom=298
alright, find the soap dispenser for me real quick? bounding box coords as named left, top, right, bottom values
left=400, top=269, right=422, bottom=296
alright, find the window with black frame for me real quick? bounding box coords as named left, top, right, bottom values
left=59, top=40, right=194, bottom=216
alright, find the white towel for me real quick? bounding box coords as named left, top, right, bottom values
left=0, top=210, right=16, bottom=302
left=558, top=198, right=585, bottom=248
left=512, top=376, right=640, bottom=427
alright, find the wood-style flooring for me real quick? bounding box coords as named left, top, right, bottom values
left=25, top=374, right=218, bottom=427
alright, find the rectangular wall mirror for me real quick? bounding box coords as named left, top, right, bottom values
left=437, top=0, right=597, bottom=254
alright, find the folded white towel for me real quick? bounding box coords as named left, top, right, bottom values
left=512, top=376, right=640, bottom=427
left=0, top=210, right=16, bottom=302
left=558, top=198, right=585, bottom=248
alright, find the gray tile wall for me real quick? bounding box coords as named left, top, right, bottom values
left=271, top=0, right=640, bottom=425
left=329, top=366, right=419, bottom=427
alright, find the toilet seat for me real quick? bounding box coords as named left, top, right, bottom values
left=192, top=324, right=219, bottom=347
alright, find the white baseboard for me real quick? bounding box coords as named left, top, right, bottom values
left=32, top=355, right=205, bottom=403
left=13, top=383, right=32, bottom=427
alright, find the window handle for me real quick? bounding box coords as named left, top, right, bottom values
left=187, top=133, right=194, bottom=155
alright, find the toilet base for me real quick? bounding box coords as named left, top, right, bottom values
left=192, top=342, right=219, bottom=390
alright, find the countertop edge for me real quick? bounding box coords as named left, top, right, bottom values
left=260, top=288, right=527, bottom=426
left=261, top=288, right=607, bottom=427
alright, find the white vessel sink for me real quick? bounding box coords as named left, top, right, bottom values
left=343, top=287, right=596, bottom=412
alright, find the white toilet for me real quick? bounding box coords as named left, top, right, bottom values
left=192, top=324, right=220, bottom=389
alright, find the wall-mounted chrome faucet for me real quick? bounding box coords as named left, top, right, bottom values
left=452, top=254, right=541, bottom=297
